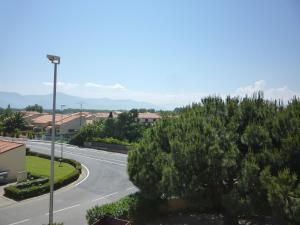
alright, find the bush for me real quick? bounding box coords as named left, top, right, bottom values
left=69, top=110, right=146, bottom=146
left=92, top=137, right=130, bottom=145
left=4, top=182, right=50, bottom=200
left=4, top=152, right=81, bottom=201
left=86, top=192, right=164, bottom=225
left=16, top=177, right=49, bottom=189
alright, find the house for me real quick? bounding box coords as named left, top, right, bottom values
left=31, top=114, right=62, bottom=132
left=55, top=113, right=87, bottom=135
left=0, top=140, right=26, bottom=183
left=137, top=112, right=161, bottom=124
left=31, top=113, right=87, bottom=136
left=21, top=111, right=49, bottom=126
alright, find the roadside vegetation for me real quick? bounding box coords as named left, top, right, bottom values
left=69, top=109, right=146, bottom=146
left=0, top=106, right=27, bottom=137
left=4, top=150, right=81, bottom=200
left=86, top=192, right=162, bottom=225
left=0, top=104, right=44, bottom=138
left=87, top=93, right=300, bottom=225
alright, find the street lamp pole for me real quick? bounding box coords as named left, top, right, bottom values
left=59, top=104, right=65, bottom=167
left=47, top=54, right=60, bottom=225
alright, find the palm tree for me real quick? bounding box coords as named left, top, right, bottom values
left=3, top=112, right=27, bottom=135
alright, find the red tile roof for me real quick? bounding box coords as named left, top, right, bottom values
left=31, top=113, right=86, bottom=126
left=0, top=140, right=24, bottom=154
left=32, top=114, right=62, bottom=124
left=56, top=113, right=82, bottom=125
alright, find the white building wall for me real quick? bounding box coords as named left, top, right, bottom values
left=0, top=146, right=26, bottom=181
left=59, top=117, right=86, bottom=135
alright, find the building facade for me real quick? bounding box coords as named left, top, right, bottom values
left=0, top=140, right=26, bottom=182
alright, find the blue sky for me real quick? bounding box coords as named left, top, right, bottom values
left=0, top=0, right=299, bottom=106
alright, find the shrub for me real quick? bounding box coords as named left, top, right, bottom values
left=4, top=152, right=81, bottom=200
left=16, top=177, right=49, bottom=189
left=4, top=182, right=50, bottom=200
left=86, top=192, right=164, bottom=225
left=92, top=137, right=130, bottom=145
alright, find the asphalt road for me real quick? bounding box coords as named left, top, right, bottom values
left=0, top=140, right=137, bottom=225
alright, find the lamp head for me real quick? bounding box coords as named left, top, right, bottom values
left=47, top=55, right=60, bottom=64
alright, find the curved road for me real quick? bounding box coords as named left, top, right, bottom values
left=0, top=140, right=137, bottom=225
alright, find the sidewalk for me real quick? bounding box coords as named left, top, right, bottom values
left=0, top=183, right=17, bottom=208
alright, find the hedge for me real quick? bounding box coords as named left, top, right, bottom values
left=86, top=192, right=164, bottom=225
left=15, top=177, right=49, bottom=189
left=4, top=151, right=82, bottom=201
left=92, top=137, right=131, bottom=146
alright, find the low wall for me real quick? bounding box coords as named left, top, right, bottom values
left=84, top=141, right=129, bottom=154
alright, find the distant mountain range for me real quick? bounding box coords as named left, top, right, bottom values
left=0, top=91, right=161, bottom=110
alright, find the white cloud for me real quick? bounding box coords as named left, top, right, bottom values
left=43, top=81, right=79, bottom=88
left=235, top=80, right=266, bottom=96
left=234, top=80, right=299, bottom=101
left=122, top=91, right=208, bottom=106
left=84, top=82, right=126, bottom=90
left=39, top=80, right=299, bottom=107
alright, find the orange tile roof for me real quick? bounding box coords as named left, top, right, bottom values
left=56, top=113, right=82, bottom=125
left=32, top=114, right=63, bottom=124
left=32, top=113, right=86, bottom=126
left=0, top=140, right=24, bottom=154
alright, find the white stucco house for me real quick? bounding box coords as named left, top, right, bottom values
left=0, top=140, right=26, bottom=183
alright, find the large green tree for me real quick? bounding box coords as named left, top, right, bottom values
left=70, top=109, right=145, bottom=145
left=3, top=112, right=27, bottom=134
left=128, top=95, right=300, bottom=225
left=25, top=104, right=43, bottom=113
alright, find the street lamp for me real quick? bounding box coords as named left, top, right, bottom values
left=59, top=104, right=66, bottom=167
left=47, top=54, right=60, bottom=225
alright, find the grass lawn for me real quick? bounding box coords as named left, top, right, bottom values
left=26, top=156, right=76, bottom=182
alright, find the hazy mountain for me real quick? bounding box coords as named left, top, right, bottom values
left=0, top=91, right=161, bottom=110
